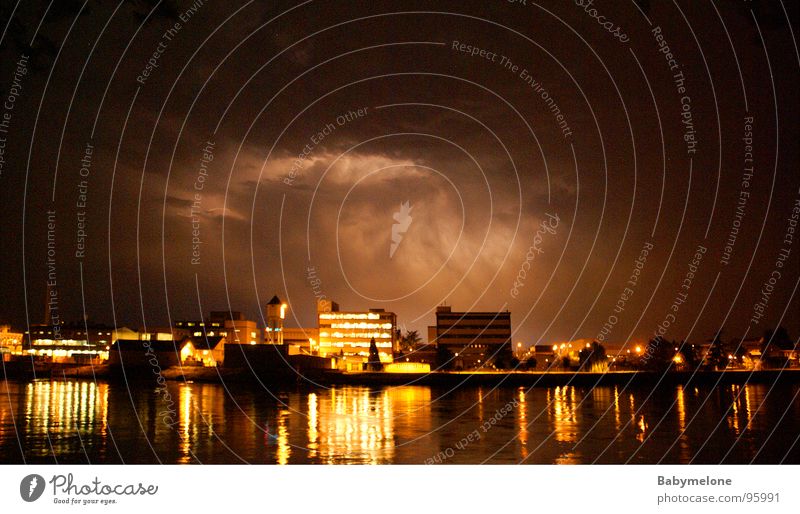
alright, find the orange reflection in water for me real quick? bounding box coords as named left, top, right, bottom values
left=548, top=386, right=578, bottom=443
left=276, top=406, right=291, bottom=465
left=175, top=383, right=229, bottom=463
left=312, top=387, right=395, bottom=464
left=726, top=384, right=758, bottom=437
left=517, top=388, right=528, bottom=459
left=307, top=392, right=319, bottom=458
left=22, top=380, right=108, bottom=457
left=676, top=385, right=690, bottom=461
left=178, top=385, right=192, bottom=464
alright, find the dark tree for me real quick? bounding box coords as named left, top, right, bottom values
left=677, top=341, right=700, bottom=370
left=735, top=341, right=748, bottom=362
left=763, top=326, right=794, bottom=352
left=366, top=338, right=383, bottom=371
left=488, top=342, right=516, bottom=369
left=525, top=357, right=538, bottom=370
left=708, top=329, right=729, bottom=370
left=760, top=326, right=794, bottom=369
left=578, top=341, right=607, bottom=372
left=435, top=344, right=454, bottom=370
left=398, top=330, right=422, bottom=353
left=643, top=336, right=675, bottom=371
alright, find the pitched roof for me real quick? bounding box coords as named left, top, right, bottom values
left=188, top=336, right=226, bottom=350
left=267, top=295, right=282, bottom=305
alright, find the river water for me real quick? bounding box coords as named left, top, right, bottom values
left=0, top=379, right=797, bottom=464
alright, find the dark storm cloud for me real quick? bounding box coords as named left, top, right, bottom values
left=0, top=0, right=797, bottom=347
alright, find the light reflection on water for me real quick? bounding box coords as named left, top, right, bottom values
left=0, top=379, right=797, bottom=464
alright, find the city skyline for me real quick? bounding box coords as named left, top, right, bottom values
left=1, top=0, right=799, bottom=478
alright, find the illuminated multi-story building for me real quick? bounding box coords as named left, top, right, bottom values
left=434, top=305, right=512, bottom=369
left=22, top=323, right=138, bottom=363
left=174, top=311, right=261, bottom=345
left=173, top=319, right=225, bottom=338
left=0, top=324, right=23, bottom=360
left=317, top=299, right=396, bottom=364
left=221, top=317, right=260, bottom=346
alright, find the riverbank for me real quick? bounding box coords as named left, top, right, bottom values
left=2, top=360, right=799, bottom=388
left=325, top=369, right=800, bottom=388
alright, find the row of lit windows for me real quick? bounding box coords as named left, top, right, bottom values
left=28, top=330, right=114, bottom=336
left=27, top=349, right=109, bottom=357
left=327, top=322, right=393, bottom=330
left=319, top=341, right=392, bottom=348
left=192, top=331, right=229, bottom=337
left=319, top=313, right=384, bottom=320
left=30, top=339, right=103, bottom=347
left=319, top=332, right=392, bottom=339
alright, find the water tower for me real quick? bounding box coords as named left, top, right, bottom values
left=265, top=295, right=287, bottom=345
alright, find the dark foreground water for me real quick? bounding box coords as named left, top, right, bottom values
left=0, top=379, right=798, bottom=464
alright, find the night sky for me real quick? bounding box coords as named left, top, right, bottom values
left=0, top=0, right=797, bottom=348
